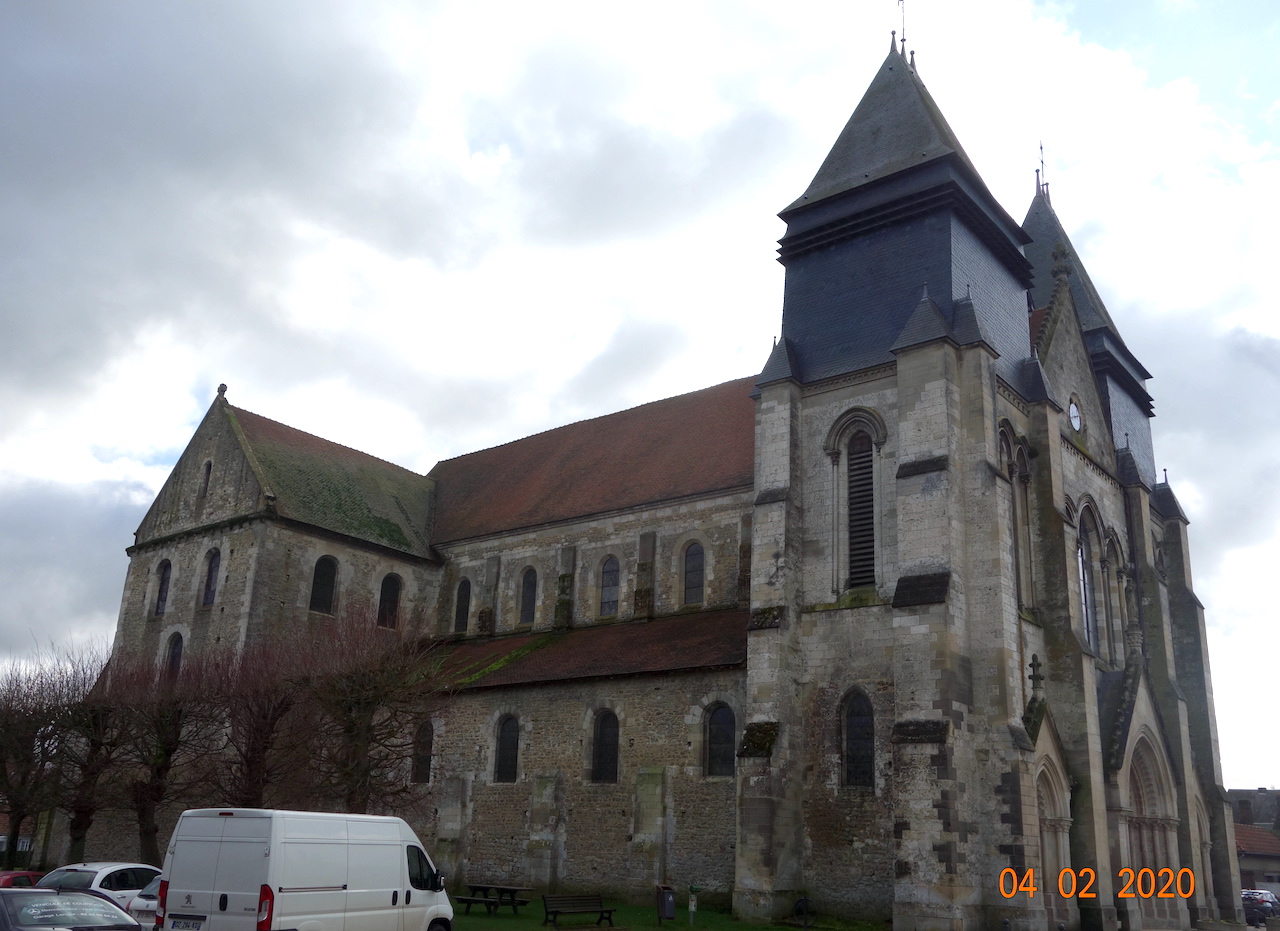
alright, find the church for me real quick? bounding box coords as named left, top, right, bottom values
left=108, top=42, right=1239, bottom=930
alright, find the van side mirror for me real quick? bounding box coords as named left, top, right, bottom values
left=432, top=870, right=445, bottom=892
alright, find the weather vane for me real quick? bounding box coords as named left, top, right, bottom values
left=899, top=0, right=906, bottom=54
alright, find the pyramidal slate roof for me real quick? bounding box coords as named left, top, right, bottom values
left=226, top=403, right=435, bottom=558
left=1023, top=190, right=1123, bottom=339
left=784, top=41, right=984, bottom=214
left=430, top=377, right=757, bottom=543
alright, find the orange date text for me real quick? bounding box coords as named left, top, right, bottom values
left=998, top=867, right=1195, bottom=899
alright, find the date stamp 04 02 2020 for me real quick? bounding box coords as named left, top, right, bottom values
left=999, top=867, right=1198, bottom=900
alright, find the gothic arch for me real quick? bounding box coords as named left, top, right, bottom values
left=823, top=407, right=888, bottom=594
left=1036, top=756, right=1072, bottom=880
left=1076, top=505, right=1104, bottom=654
left=1125, top=733, right=1178, bottom=871
left=822, top=406, right=888, bottom=456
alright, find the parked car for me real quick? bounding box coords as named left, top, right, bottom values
left=126, top=878, right=161, bottom=929
left=1243, top=889, right=1280, bottom=926
left=0, top=875, right=43, bottom=889
left=36, top=864, right=160, bottom=909
left=0, top=886, right=140, bottom=929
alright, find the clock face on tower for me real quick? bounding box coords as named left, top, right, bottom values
left=1068, top=400, right=1082, bottom=431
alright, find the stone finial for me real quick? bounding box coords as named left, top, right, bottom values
left=1028, top=654, right=1045, bottom=693
left=1125, top=622, right=1144, bottom=659
left=890, top=31, right=897, bottom=55
left=217, top=383, right=228, bottom=397
left=1051, top=243, right=1072, bottom=280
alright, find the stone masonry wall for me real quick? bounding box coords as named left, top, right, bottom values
left=410, top=669, right=744, bottom=903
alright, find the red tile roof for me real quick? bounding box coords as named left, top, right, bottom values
left=1029, top=305, right=1049, bottom=350
left=229, top=406, right=436, bottom=557
left=1236, top=823, right=1280, bottom=858
left=428, top=377, right=757, bottom=542
left=438, top=608, right=749, bottom=689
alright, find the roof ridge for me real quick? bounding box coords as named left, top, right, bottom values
left=434, top=375, right=756, bottom=465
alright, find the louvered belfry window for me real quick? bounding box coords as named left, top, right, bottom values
left=847, top=432, right=875, bottom=587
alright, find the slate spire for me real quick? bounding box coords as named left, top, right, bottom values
left=783, top=43, right=982, bottom=214
left=769, top=45, right=1032, bottom=388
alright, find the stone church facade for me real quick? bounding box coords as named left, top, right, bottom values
left=108, top=45, right=1239, bottom=930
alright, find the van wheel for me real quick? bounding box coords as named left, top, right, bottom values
left=429, top=921, right=448, bottom=931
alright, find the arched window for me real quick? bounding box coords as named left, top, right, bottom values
left=165, top=632, right=184, bottom=679
left=1077, top=517, right=1099, bottom=651
left=1103, top=541, right=1122, bottom=664
left=599, top=556, right=619, bottom=616
left=1129, top=741, right=1173, bottom=870
left=494, top=715, right=519, bottom=783
left=454, top=579, right=471, bottom=633
left=377, top=574, right=401, bottom=628
left=202, top=549, right=221, bottom=606
left=847, top=432, right=875, bottom=587
left=842, top=690, right=874, bottom=787
left=519, top=568, right=537, bottom=626
left=1014, top=449, right=1034, bottom=608
left=411, top=721, right=433, bottom=784
left=154, top=560, right=172, bottom=616
left=309, top=556, right=337, bottom=614
left=199, top=461, right=212, bottom=498
left=683, top=542, right=704, bottom=605
left=592, top=710, right=619, bottom=783
left=706, top=704, right=735, bottom=777
left=1036, top=762, right=1071, bottom=883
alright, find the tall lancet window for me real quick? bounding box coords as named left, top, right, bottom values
left=847, top=432, right=875, bottom=587
left=1077, top=527, right=1098, bottom=651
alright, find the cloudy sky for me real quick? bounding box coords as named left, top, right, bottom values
left=2, top=0, right=1277, bottom=788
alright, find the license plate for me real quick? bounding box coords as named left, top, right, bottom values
left=172, top=919, right=203, bottom=930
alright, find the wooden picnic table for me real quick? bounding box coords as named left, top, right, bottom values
left=461, top=884, right=534, bottom=915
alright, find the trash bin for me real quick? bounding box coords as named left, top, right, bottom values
left=656, top=885, right=676, bottom=924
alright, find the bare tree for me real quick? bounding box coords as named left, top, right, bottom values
left=302, top=620, right=448, bottom=814
left=52, top=645, right=128, bottom=864
left=112, top=652, right=221, bottom=866
left=0, top=659, right=62, bottom=869
left=200, top=636, right=314, bottom=809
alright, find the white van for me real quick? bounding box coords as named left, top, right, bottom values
left=157, top=809, right=452, bottom=931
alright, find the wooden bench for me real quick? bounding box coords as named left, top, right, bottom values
left=541, top=894, right=616, bottom=929
left=454, top=895, right=500, bottom=915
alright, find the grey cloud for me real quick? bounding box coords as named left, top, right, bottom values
left=1136, top=319, right=1280, bottom=578
left=556, top=317, right=687, bottom=417
left=0, top=479, right=148, bottom=658
left=0, top=1, right=488, bottom=413
left=468, top=45, right=794, bottom=244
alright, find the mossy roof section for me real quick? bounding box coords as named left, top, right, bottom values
left=428, top=377, right=756, bottom=543
left=1235, top=824, right=1280, bottom=857
left=229, top=405, right=434, bottom=557
left=440, top=608, right=749, bottom=690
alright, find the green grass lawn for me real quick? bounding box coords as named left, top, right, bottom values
left=451, top=900, right=886, bottom=931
